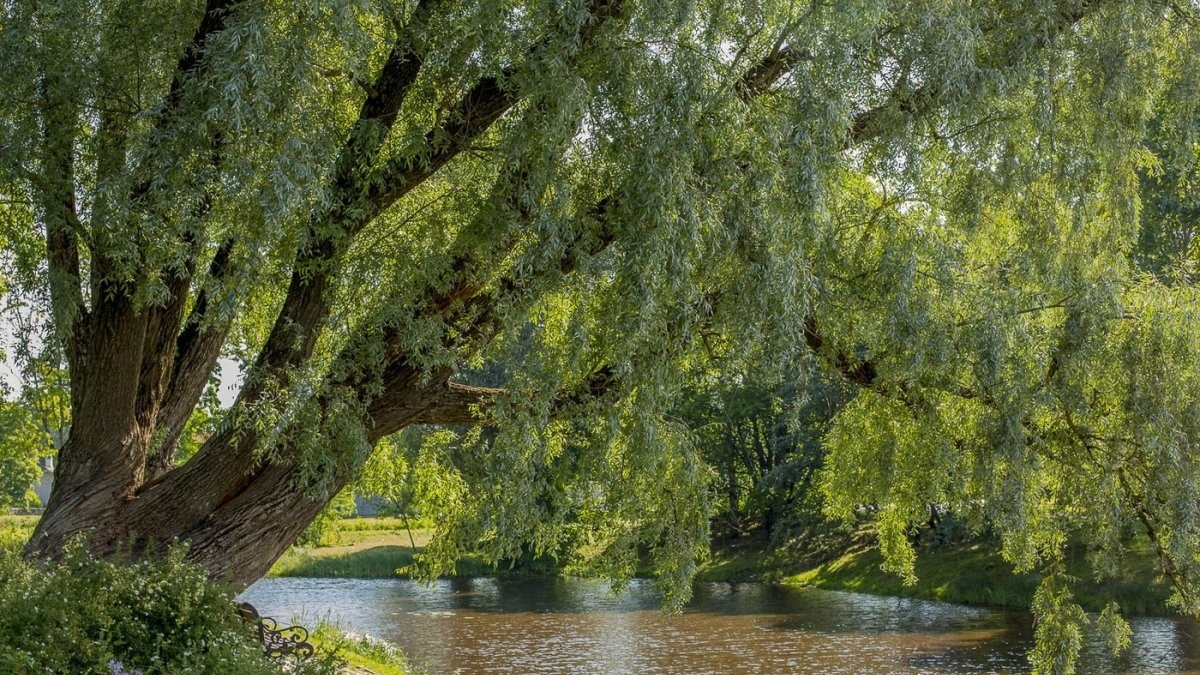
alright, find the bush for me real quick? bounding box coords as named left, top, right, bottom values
left=0, top=540, right=342, bottom=675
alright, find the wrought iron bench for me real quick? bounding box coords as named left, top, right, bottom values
left=236, top=602, right=316, bottom=659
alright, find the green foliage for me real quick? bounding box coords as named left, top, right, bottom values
left=677, top=368, right=847, bottom=542
left=1029, top=575, right=1089, bottom=675
left=1096, top=602, right=1133, bottom=658
left=3, top=1, right=1200, bottom=671
left=0, top=541, right=340, bottom=675
left=0, top=398, right=48, bottom=508
left=0, top=356, right=69, bottom=508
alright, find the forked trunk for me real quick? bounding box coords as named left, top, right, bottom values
left=27, top=435, right=354, bottom=588
left=24, top=359, right=482, bottom=587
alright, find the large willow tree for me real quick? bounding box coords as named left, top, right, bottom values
left=2, top=0, right=1199, bottom=664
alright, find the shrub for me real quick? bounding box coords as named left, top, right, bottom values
left=0, top=540, right=341, bottom=675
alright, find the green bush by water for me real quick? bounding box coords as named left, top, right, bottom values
left=311, top=621, right=423, bottom=675
left=0, top=539, right=344, bottom=674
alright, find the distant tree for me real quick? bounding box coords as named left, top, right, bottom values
left=680, top=369, right=845, bottom=541
left=0, top=399, right=44, bottom=508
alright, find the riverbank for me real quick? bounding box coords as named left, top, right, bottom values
left=5, top=514, right=1175, bottom=618
left=270, top=517, right=1174, bottom=616
left=698, top=531, right=1173, bottom=616
left=268, top=518, right=503, bottom=578
left=310, top=622, right=418, bottom=675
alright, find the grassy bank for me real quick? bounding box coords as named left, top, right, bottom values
left=696, top=530, right=1173, bottom=616
left=269, top=518, right=498, bottom=579
left=271, top=520, right=430, bottom=578
left=311, top=623, right=420, bottom=675
left=785, top=542, right=1172, bottom=615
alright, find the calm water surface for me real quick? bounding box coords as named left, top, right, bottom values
left=240, top=577, right=1200, bottom=674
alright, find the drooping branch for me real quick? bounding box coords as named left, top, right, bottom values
left=36, top=70, right=87, bottom=396
left=846, top=0, right=1102, bottom=147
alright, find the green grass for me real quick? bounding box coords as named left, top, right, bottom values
left=0, top=515, right=37, bottom=553
left=0, top=514, right=40, bottom=528
left=270, top=521, right=500, bottom=579
left=695, top=542, right=786, bottom=583
left=326, top=516, right=434, bottom=533
left=271, top=544, right=495, bottom=579
left=783, top=541, right=1173, bottom=616
left=310, top=622, right=421, bottom=675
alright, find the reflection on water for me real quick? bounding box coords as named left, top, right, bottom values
left=240, top=577, right=1200, bottom=674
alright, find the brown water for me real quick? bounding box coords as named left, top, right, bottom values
left=240, top=577, right=1200, bottom=674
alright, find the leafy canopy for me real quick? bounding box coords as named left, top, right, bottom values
left=2, top=1, right=1200, bottom=671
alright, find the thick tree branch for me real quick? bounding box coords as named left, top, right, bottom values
left=412, top=381, right=505, bottom=425
left=364, top=71, right=521, bottom=218
left=36, top=73, right=87, bottom=395
left=737, top=44, right=808, bottom=101
left=365, top=0, right=625, bottom=220
left=164, top=0, right=247, bottom=116
left=329, top=0, right=444, bottom=202
left=68, top=0, right=248, bottom=490
left=329, top=43, right=794, bottom=444
left=241, top=0, right=625, bottom=413
left=153, top=1, right=626, bottom=517
left=146, top=239, right=237, bottom=477
left=232, top=1, right=448, bottom=402
left=125, top=0, right=247, bottom=208
left=802, top=317, right=879, bottom=389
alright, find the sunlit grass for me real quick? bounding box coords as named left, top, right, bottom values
left=310, top=621, right=423, bottom=675
left=270, top=522, right=496, bottom=579
left=783, top=542, right=1172, bottom=616
left=0, top=515, right=37, bottom=553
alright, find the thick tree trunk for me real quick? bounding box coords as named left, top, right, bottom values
left=24, top=358, right=499, bottom=588
left=27, top=431, right=356, bottom=588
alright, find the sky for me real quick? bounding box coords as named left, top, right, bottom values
left=0, top=312, right=242, bottom=408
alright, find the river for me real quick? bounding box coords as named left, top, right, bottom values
left=240, top=577, right=1200, bottom=674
